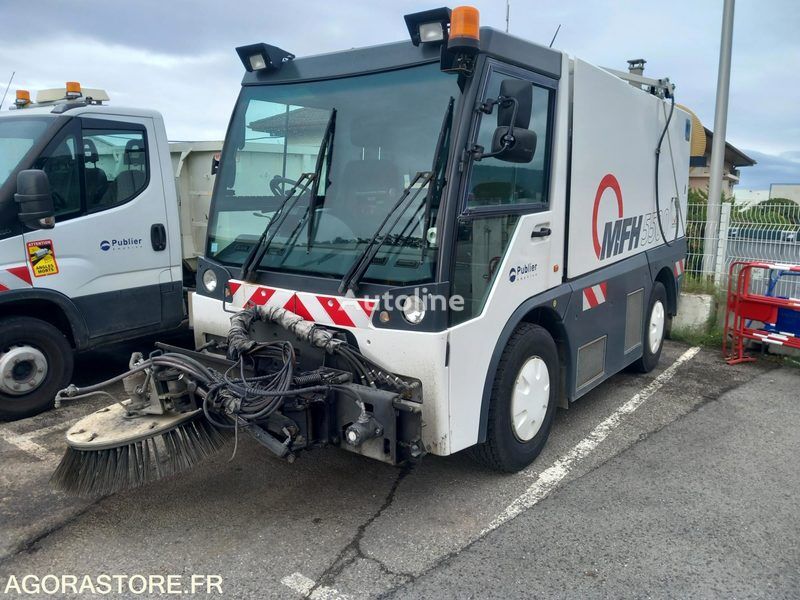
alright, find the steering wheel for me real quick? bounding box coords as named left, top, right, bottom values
left=270, top=175, right=299, bottom=197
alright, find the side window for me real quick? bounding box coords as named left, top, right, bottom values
left=34, top=133, right=81, bottom=218
left=466, top=71, right=553, bottom=211
left=82, top=129, right=148, bottom=211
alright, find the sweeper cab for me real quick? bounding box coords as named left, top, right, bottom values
left=53, top=6, right=691, bottom=496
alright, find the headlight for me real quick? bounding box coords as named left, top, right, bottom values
left=202, top=269, right=218, bottom=293
left=401, top=295, right=425, bottom=325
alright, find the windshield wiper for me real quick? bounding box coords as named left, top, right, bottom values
left=337, top=170, right=434, bottom=295
left=239, top=109, right=337, bottom=282
left=273, top=108, right=337, bottom=265
left=239, top=172, right=315, bottom=281
left=383, top=97, right=455, bottom=265
left=337, top=97, right=455, bottom=295
left=306, top=108, right=337, bottom=251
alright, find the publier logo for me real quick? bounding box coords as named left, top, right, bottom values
left=509, top=267, right=517, bottom=282
left=99, top=237, right=143, bottom=252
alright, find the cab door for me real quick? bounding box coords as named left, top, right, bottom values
left=24, top=115, right=174, bottom=339
left=446, top=61, right=565, bottom=452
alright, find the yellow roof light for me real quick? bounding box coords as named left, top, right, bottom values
left=449, top=6, right=480, bottom=52
left=65, top=81, right=82, bottom=99
left=15, top=89, right=31, bottom=107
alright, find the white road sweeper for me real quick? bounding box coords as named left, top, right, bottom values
left=51, top=6, right=690, bottom=495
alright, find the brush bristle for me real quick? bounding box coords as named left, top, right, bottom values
left=50, top=417, right=228, bottom=496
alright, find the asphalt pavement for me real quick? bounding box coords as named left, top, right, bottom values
left=0, top=338, right=797, bottom=599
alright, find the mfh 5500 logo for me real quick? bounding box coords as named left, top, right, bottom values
left=591, top=173, right=670, bottom=260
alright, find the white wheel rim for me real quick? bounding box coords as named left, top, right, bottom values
left=0, top=345, right=49, bottom=396
left=648, top=300, right=665, bottom=355
left=511, top=356, right=550, bottom=442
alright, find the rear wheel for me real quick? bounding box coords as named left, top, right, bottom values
left=0, top=317, right=74, bottom=420
left=472, top=323, right=559, bottom=473
left=632, top=282, right=667, bottom=373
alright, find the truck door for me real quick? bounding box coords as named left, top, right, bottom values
left=24, top=116, right=175, bottom=340
left=447, top=62, right=563, bottom=452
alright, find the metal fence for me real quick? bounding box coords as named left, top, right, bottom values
left=685, top=199, right=800, bottom=299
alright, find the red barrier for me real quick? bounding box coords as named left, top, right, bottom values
left=723, top=261, right=800, bottom=365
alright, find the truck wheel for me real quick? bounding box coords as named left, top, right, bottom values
left=632, top=282, right=667, bottom=373
left=0, top=317, right=74, bottom=420
left=472, top=323, right=559, bottom=473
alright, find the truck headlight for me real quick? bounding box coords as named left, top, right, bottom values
left=401, top=295, right=425, bottom=325
left=202, top=269, right=218, bottom=293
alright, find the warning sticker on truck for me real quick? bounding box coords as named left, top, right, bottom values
left=26, top=239, right=59, bottom=277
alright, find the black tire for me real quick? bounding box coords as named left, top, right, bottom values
left=0, top=317, right=74, bottom=420
left=632, top=282, right=668, bottom=373
left=471, top=323, right=559, bottom=473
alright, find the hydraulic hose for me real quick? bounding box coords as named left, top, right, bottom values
left=655, top=92, right=676, bottom=247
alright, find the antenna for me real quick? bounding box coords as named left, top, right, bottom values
left=0, top=71, right=15, bottom=111
left=549, top=24, right=562, bottom=48
left=505, top=0, right=510, bottom=33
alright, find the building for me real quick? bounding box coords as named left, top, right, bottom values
left=734, top=188, right=769, bottom=208
left=688, top=126, right=756, bottom=198
left=769, top=183, right=800, bottom=204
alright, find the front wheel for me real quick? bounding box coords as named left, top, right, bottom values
left=632, top=282, right=668, bottom=373
left=471, top=323, right=559, bottom=473
left=0, top=317, right=74, bottom=420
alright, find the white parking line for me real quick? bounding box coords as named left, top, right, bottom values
left=482, top=345, right=701, bottom=535
left=0, top=416, right=80, bottom=461
left=0, top=430, right=56, bottom=461
left=281, top=572, right=350, bottom=600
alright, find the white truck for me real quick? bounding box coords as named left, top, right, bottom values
left=52, top=6, right=692, bottom=495
left=0, top=83, right=219, bottom=418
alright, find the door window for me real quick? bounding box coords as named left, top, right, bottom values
left=451, top=66, right=555, bottom=325
left=465, top=70, right=553, bottom=212
left=82, top=129, right=148, bottom=211
left=34, top=133, right=81, bottom=218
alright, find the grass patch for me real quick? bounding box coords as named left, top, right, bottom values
left=670, top=324, right=724, bottom=348
left=680, top=276, right=720, bottom=295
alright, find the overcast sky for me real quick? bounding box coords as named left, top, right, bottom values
left=1, top=0, right=797, bottom=190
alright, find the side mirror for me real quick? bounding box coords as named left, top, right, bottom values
left=471, top=78, right=537, bottom=164
left=497, top=79, right=532, bottom=129
left=490, top=127, right=537, bottom=163
left=15, top=169, right=55, bottom=230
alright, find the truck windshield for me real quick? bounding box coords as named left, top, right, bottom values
left=0, top=118, right=50, bottom=187
left=207, top=62, right=456, bottom=286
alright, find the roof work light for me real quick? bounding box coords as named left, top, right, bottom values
left=404, top=7, right=451, bottom=46
left=235, top=43, right=295, bottom=73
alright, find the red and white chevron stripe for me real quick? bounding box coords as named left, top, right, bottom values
left=582, top=282, right=607, bottom=311
left=226, top=280, right=376, bottom=329
left=673, top=259, right=685, bottom=278
left=0, top=264, right=32, bottom=292
left=751, top=330, right=794, bottom=346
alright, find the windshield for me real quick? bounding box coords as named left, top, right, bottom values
left=207, top=63, right=456, bottom=286
left=0, top=118, right=50, bottom=186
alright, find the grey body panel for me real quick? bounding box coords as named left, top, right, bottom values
left=478, top=242, right=684, bottom=443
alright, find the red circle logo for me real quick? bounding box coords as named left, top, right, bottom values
left=592, top=174, right=624, bottom=259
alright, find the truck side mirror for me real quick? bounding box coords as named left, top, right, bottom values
left=497, top=79, right=532, bottom=129
left=472, top=79, right=537, bottom=163
left=490, top=126, right=537, bottom=163
left=15, top=169, right=55, bottom=230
